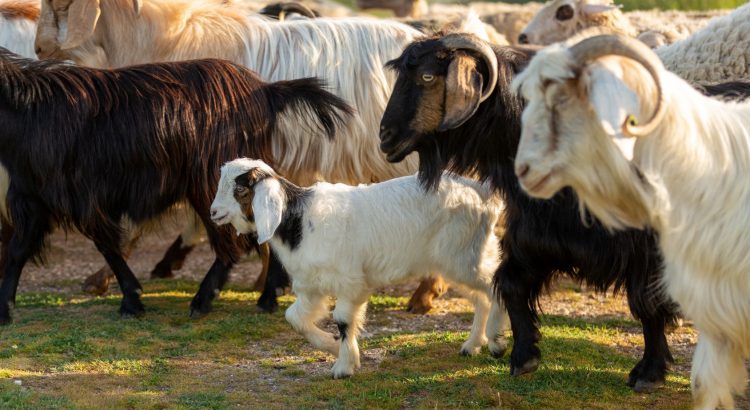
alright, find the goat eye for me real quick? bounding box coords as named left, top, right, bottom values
left=235, top=185, right=248, bottom=194
left=421, top=74, right=435, bottom=82
left=556, top=4, right=574, bottom=21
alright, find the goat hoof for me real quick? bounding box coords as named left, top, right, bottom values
left=82, top=271, right=113, bottom=296
left=489, top=342, right=508, bottom=359
left=150, top=264, right=175, bottom=279
left=406, top=298, right=433, bottom=314
left=511, top=357, right=540, bottom=376
left=331, top=363, right=354, bottom=379
left=0, top=313, right=12, bottom=326
left=633, top=379, right=663, bottom=393
left=119, top=302, right=145, bottom=319
left=256, top=294, right=279, bottom=314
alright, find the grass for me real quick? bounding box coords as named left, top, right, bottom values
left=0, top=279, right=697, bottom=409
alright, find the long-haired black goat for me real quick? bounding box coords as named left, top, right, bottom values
left=0, top=48, right=349, bottom=323
left=379, top=33, right=676, bottom=392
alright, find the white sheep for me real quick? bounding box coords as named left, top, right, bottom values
left=511, top=34, right=750, bottom=409
left=210, top=158, right=508, bottom=378
left=518, top=0, right=729, bottom=48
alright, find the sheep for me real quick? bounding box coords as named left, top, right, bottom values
left=210, top=158, right=507, bottom=378
left=428, top=2, right=542, bottom=45
left=517, top=0, right=727, bottom=48
left=0, top=47, right=350, bottom=323
left=378, top=32, right=680, bottom=392
left=35, top=0, right=462, bottom=315
left=510, top=34, right=750, bottom=410
left=403, top=10, right=510, bottom=45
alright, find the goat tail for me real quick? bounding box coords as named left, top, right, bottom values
left=267, top=77, right=354, bottom=141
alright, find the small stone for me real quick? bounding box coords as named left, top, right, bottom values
left=13, top=379, right=22, bottom=386
left=11, top=345, right=17, bottom=349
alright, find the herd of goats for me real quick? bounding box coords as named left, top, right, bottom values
left=0, top=0, right=749, bottom=408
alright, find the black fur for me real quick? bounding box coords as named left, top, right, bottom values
left=336, top=321, right=349, bottom=341
left=0, top=48, right=350, bottom=322
left=380, top=36, right=677, bottom=391
left=695, top=81, right=750, bottom=101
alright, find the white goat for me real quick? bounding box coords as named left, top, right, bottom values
left=210, top=158, right=507, bottom=378
left=518, top=0, right=726, bottom=48
left=0, top=0, right=38, bottom=58
left=520, top=1, right=749, bottom=84
left=512, top=34, right=750, bottom=409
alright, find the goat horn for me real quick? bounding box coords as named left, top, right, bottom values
left=569, top=34, right=666, bottom=137
left=440, top=33, right=498, bottom=103
left=279, top=3, right=317, bottom=18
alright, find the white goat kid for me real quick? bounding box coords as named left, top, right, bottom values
left=512, top=34, right=750, bottom=409
left=211, top=159, right=507, bottom=378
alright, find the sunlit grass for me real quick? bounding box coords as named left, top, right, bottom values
left=0, top=279, right=697, bottom=408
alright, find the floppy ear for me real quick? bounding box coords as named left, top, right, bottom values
left=251, top=178, right=285, bottom=244
left=585, top=64, right=640, bottom=160
left=439, top=53, right=483, bottom=131
left=61, top=0, right=101, bottom=50
left=580, top=3, right=618, bottom=15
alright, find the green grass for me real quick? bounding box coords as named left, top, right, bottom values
left=0, top=280, right=696, bottom=409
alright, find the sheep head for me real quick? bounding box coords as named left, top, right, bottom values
left=379, top=33, right=498, bottom=164
left=518, top=0, right=625, bottom=45
left=511, top=34, right=665, bottom=229
left=35, top=0, right=141, bottom=62
left=211, top=159, right=285, bottom=244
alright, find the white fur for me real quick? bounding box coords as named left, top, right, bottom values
left=513, top=39, right=750, bottom=409
left=212, top=158, right=508, bottom=378
left=39, top=0, right=423, bottom=185
left=0, top=0, right=38, bottom=59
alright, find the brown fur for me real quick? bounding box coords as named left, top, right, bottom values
left=410, top=78, right=446, bottom=134
left=0, top=1, right=40, bottom=21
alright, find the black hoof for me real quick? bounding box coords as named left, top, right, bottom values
left=119, top=299, right=145, bottom=319
left=0, top=312, right=12, bottom=326
left=150, top=263, right=175, bottom=279
left=511, top=357, right=540, bottom=376
left=627, top=359, right=667, bottom=393
left=256, top=292, right=278, bottom=314
left=190, top=297, right=213, bottom=319
left=489, top=345, right=507, bottom=359
left=633, top=379, right=663, bottom=393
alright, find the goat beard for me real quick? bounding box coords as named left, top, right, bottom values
left=416, top=137, right=445, bottom=192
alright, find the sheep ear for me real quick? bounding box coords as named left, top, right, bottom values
left=585, top=65, right=640, bottom=160
left=439, top=53, right=483, bottom=131
left=580, top=3, right=618, bottom=15
left=61, top=0, right=101, bottom=50
left=251, top=179, right=284, bottom=244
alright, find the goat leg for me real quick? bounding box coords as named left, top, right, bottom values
left=190, top=258, right=232, bottom=317
left=257, top=250, right=290, bottom=313
left=406, top=275, right=448, bottom=314
left=95, top=242, right=145, bottom=318
left=0, top=223, right=12, bottom=280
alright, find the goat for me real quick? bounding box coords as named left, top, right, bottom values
left=34, top=0, right=458, bottom=315
left=511, top=34, right=750, bottom=409
left=210, top=158, right=507, bottom=378
left=519, top=1, right=748, bottom=83
left=378, top=32, right=679, bottom=392
left=0, top=48, right=349, bottom=323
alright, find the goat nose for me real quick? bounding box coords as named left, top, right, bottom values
left=210, top=208, right=219, bottom=218
left=516, top=163, right=530, bottom=178
left=518, top=34, right=529, bottom=44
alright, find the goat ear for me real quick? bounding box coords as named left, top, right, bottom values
left=132, top=0, right=142, bottom=15
left=251, top=178, right=284, bottom=244
left=580, top=3, right=618, bottom=15
left=439, top=53, right=483, bottom=131
left=61, top=0, right=101, bottom=50
left=585, top=65, right=640, bottom=160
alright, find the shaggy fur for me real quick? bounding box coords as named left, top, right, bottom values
left=379, top=34, right=679, bottom=392
left=0, top=48, right=349, bottom=322
left=654, top=2, right=750, bottom=84
left=211, top=158, right=506, bottom=379
left=512, top=38, right=750, bottom=409
left=36, top=0, right=428, bottom=311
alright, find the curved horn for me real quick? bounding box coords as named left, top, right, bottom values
left=569, top=34, right=666, bottom=137
left=440, top=33, right=498, bottom=103
left=279, top=2, right=317, bottom=18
